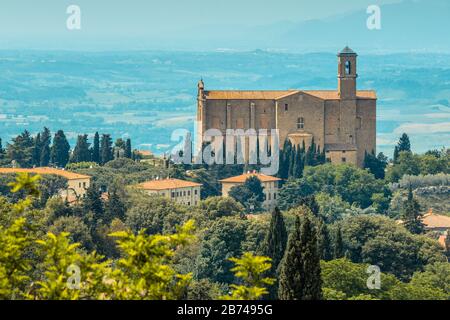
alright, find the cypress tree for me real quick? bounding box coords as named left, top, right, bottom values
left=401, top=184, right=424, bottom=234
left=32, top=132, right=41, bottom=166
left=397, top=133, right=411, bottom=153
left=393, top=146, right=400, bottom=163
left=334, top=226, right=344, bottom=259
left=92, top=132, right=100, bottom=164
left=288, top=145, right=295, bottom=178
left=0, top=137, right=4, bottom=159
left=125, top=138, right=132, bottom=159
left=261, top=207, right=288, bottom=299
left=39, top=127, right=51, bottom=167
left=71, top=134, right=91, bottom=163
left=100, top=134, right=113, bottom=165
left=51, top=130, right=71, bottom=168
left=104, top=190, right=126, bottom=224
left=278, top=215, right=322, bottom=300
left=317, top=218, right=333, bottom=261
left=83, top=184, right=104, bottom=222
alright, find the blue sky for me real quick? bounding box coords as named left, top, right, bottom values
left=2, top=0, right=449, bottom=53
left=0, top=0, right=404, bottom=50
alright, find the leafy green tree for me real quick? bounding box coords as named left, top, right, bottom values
left=91, top=132, right=100, bottom=164
left=301, top=164, right=388, bottom=209
left=401, top=185, right=424, bottom=234
left=222, top=252, right=274, bottom=300
left=339, top=215, right=447, bottom=280
left=315, top=192, right=354, bottom=223
left=197, top=196, right=244, bottom=221
left=277, top=178, right=314, bottom=211
left=48, top=216, right=94, bottom=250
left=278, top=215, right=322, bottom=300
left=50, top=130, right=70, bottom=168
left=100, top=134, right=114, bottom=165
left=125, top=194, right=187, bottom=235
left=261, top=207, right=287, bottom=298
left=71, top=134, right=91, bottom=163
left=321, top=258, right=401, bottom=300
left=229, top=176, right=265, bottom=213
left=0, top=218, right=32, bottom=299
left=386, top=151, right=421, bottom=182
left=109, top=221, right=195, bottom=300
left=195, top=216, right=248, bottom=284
left=364, top=151, right=388, bottom=179
left=407, top=262, right=450, bottom=299
left=7, top=130, right=34, bottom=168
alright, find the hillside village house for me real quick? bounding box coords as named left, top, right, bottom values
left=219, top=172, right=281, bottom=210
left=0, top=167, right=91, bottom=202
left=423, top=209, right=450, bottom=249
left=136, top=178, right=201, bottom=206
left=197, top=47, right=376, bottom=167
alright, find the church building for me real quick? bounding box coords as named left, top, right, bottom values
left=196, top=47, right=377, bottom=167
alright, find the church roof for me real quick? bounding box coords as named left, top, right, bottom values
left=339, top=46, right=357, bottom=55
left=204, top=90, right=376, bottom=101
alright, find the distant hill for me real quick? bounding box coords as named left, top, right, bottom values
left=184, top=0, right=450, bottom=53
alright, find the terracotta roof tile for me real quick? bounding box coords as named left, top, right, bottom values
left=137, top=178, right=202, bottom=191
left=0, top=167, right=91, bottom=180
left=423, top=213, right=450, bottom=229
left=204, top=90, right=376, bottom=101
left=219, top=173, right=281, bottom=183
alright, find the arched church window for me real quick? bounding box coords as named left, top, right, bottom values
left=297, top=117, right=304, bottom=129
left=345, top=60, right=351, bottom=75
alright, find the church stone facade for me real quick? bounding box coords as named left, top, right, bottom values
left=196, top=47, right=376, bottom=167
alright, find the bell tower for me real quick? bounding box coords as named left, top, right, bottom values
left=338, top=46, right=357, bottom=99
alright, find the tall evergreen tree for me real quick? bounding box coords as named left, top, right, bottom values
left=364, top=150, right=388, bottom=179
left=100, top=134, right=113, bottom=165
left=32, top=132, right=41, bottom=167
left=317, top=218, right=333, bottom=261
left=397, top=133, right=411, bottom=153
left=104, top=190, right=126, bottom=224
left=51, top=130, right=71, bottom=168
left=125, top=138, right=132, bottom=159
left=91, top=132, right=100, bottom=164
left=7, top=130, right=34, bottom=167
left=261, top=207, right=288, bottom=299
left=334, top=226, right=344, bottom=259
left=0, top=138, right=3, bottom=159
left=401, top=184, right=424, bottom=234
left=83, top=183, right=104, bottom=223
left=39, top=127, right=51, bottom=167
left=393, top=145, right=400, bottom=163
left=71, top=134, right=91, bottom=163
left=278, top=215, right=322, bottom=300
